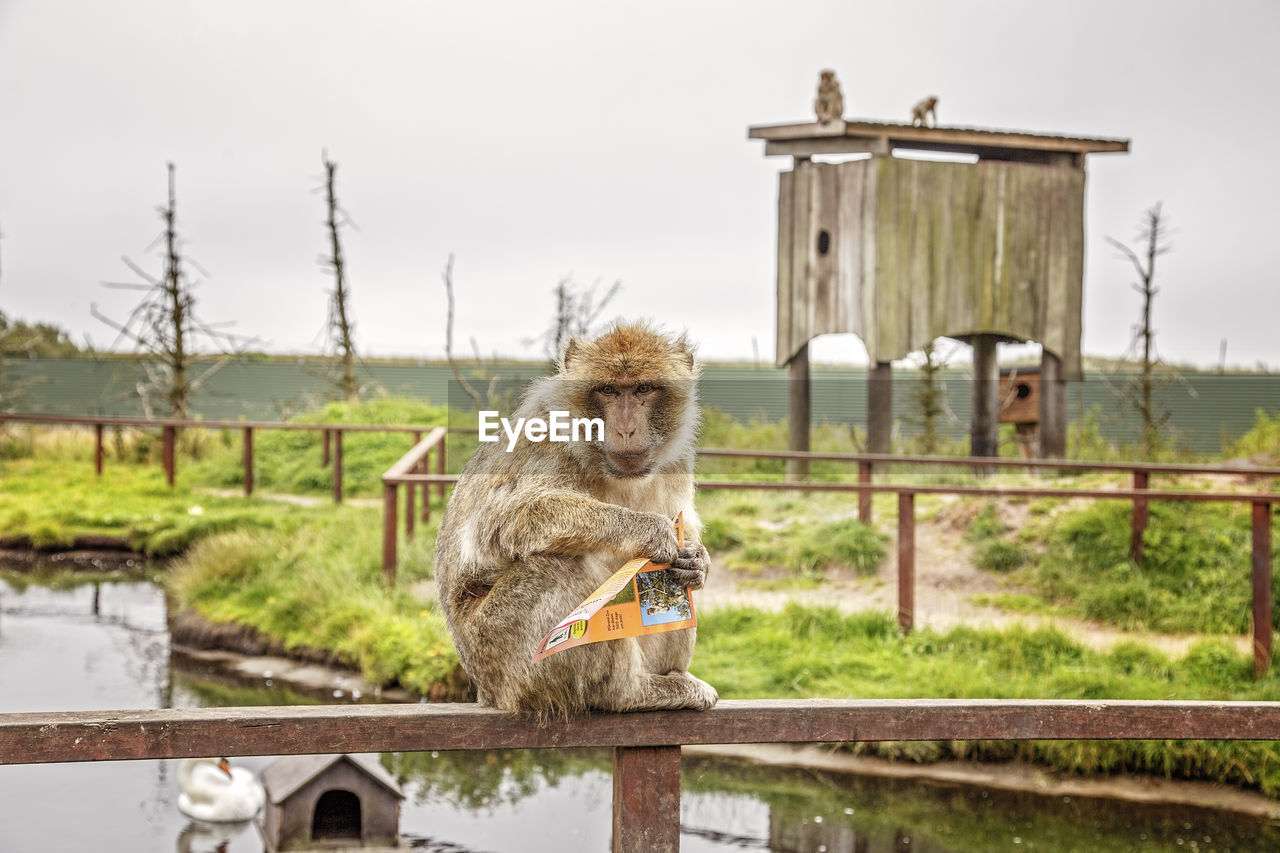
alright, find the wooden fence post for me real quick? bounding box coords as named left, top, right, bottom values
left=162, top=426, right=176, bottom=487
left=94, top=423, right=104, bottom=476
left=612, top=745, right=681, bottom=853
left=1131, top=470, right=1149, bottom=564
left=858, top=461, right=872, bottom=523
left=1253, top=502, right=1273, bottom=677
left=898, top=492, right=915, bottom=633
left=435, top=437, right=447, bottom=500
left=321, top=429, right=331, bottom=467
left=332, top=430, right=344, bottom=503
left=383, top=482, right=398, bottom=584
left=405, top=469, right=416, bottom=541
left=242, top=427, right=254, bottom=497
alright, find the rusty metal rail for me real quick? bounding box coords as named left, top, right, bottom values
left=4, top=699, right=1280, bottom=852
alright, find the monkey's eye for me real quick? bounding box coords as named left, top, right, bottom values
left=635, top=382, right=656, bottom=394
left=597, top=384, right=619, bottom=396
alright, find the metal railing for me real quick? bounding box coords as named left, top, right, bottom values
left=381, top=441, right=1277, bottom=671
left=0, top=412, right=439, bottom=504
left=5, top=699, right=1280, bottom=852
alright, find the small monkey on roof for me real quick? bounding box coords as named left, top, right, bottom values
left=911, top=96, right=938, bottom=127
left=813, top=69, right=844, bottom=124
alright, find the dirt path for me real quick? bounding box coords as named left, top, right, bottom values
left=697, top=496, right=1253, bottom=658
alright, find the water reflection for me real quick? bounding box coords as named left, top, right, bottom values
left=2, top=572, right=1280, bottom=852
left=176, top=819, right=255, bottom=853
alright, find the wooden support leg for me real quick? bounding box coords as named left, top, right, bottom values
left=867, top=361, right=892, bottom=455
left=405, top=469, right=416, bottom=541
left=162, top=426, right=176, bottom=487
left=612, top=745, right=681, bottom=853
left=332, top=430, right=344, bottom=503
left=242, top=427, right=254, bottom=497
left=383, top=483, right=398, bottom=585
left=1131, top=471, right=1149, bottom=565
left=898, top=492, right=915, bottom=633
left=787, top=344, right=810, bottom=482
left=1253, top=502, right=1273, bottom=677
left=858, top=461, right=872, bottom=524
left=1039, top=350, right=1066, bottom=458
left=970, top=335, right=999, bottom=467
left=435, top=439, right=447, bottom=500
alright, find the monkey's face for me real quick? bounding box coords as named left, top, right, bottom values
left=560, top=323, right=698, bottom=480
left=591, top=380, right=668, bottom=477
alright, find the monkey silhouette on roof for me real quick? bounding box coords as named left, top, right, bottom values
left=814, top=69, right=844, bottom=124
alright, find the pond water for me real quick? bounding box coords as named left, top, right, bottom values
left=2, top=572, right=1279, bottom=853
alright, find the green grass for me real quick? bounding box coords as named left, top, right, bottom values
left=702, top=510, right=888, bottom=580
left=189, top=397, right=447, bottom=498
left=166, top=504, right=459, bottom=696
left=1230, top=408, right=1280, bottom=459
left=1020, top=501, right=1280, bottom=634
left=970, top=592, right=1059, bottom=616
left=694, top=604, right=1280, bottom=796
left=0, top=457, right=307, bottom=556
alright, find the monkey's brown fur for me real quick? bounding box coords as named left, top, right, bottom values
left=911, top=95, right=938, bottom=127
left=434, top=323, right=717, bottom=718
left=814, top=69, right=844, bottom=124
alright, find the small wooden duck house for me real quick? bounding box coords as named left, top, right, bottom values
left=258, top=754, right=403, bottom=851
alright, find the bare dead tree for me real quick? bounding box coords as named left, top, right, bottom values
left=529, top=276, right=622, bottom=362
left=1106, top=203, right=1173, bottom=456
left=441, top=253, right=482, bottom=409
left=320, top=154, right=360, bottom=403
left=907, top=340, right=944, bottom=454
left=92, top=163, right=246, bottom=419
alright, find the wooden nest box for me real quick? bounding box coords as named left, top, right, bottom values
left=999, top=367, right=1041, bottom=425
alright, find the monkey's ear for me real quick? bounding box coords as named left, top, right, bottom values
left=673, top=334, right=696, bottom=370
left=562, top=339, right=581, bottom=371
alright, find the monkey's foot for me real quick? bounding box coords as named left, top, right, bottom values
left=669, top=670, right=718, bottom=711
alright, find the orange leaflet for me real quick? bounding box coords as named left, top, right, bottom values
left=532, top=512, right=696, bottom=663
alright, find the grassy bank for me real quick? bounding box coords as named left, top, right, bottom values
left=696, top=605, right=1280, bottom=796
left=0, top=456, right=309, bottom=555
left=167, top=506, right=460, bottom=696
left=959, top=496, right=1280, bottom=634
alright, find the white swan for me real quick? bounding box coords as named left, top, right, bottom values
left=177, top=757, right=266, bottom=823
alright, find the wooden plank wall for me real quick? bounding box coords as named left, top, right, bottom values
left=775, top=157, right=1085, bottom=379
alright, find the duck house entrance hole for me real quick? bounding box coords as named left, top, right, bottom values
left=312, top=789, right=361, bottom=840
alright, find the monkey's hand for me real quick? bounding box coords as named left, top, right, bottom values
left=666, top=542, right=710, bottom=590
left=633, top=511, right=681, bottom=566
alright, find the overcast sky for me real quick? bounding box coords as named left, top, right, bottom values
left=2, top=0, right=1277, bottom=369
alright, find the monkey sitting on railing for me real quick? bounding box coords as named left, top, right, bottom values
left=435, top=323, right=716, bottom=718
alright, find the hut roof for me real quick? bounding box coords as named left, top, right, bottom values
left=259, top=754, right=403, bottom=804
left=749, top=119, right=1129, bottom=160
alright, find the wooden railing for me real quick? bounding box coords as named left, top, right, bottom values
left=381, top=442, right=1277, bottom=671
left=0, top=412, right=438, bottom=504
left=379, top=427, right=447, bottom=581
left=5, top=699, right=1280, bottom=852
